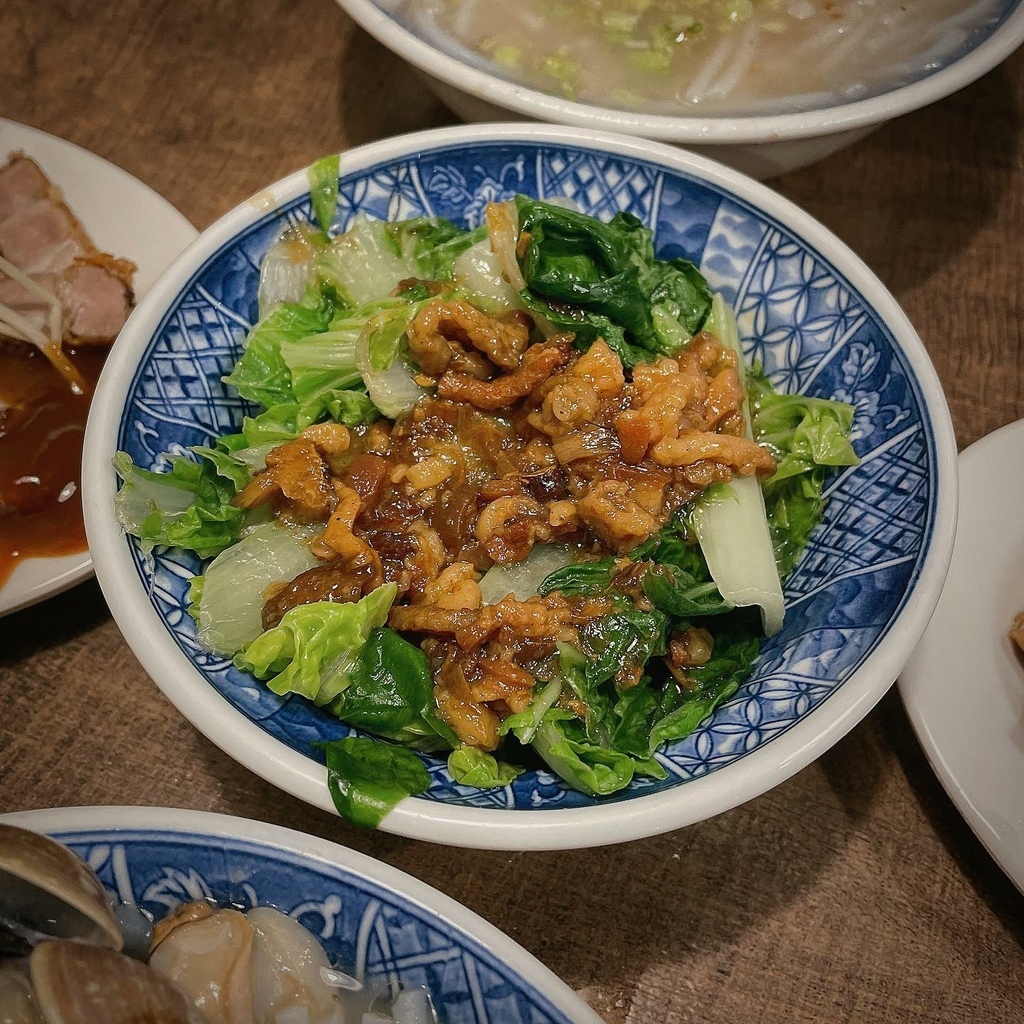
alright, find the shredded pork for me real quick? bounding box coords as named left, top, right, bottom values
left=243, top=297, right=777, bottom=741
left=0, top=152, right=137, bottom=389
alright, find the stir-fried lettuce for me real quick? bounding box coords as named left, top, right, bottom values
left=113, top=450, right=246, bottom=558
left=307, top=154, right=340, bottom=235
left=749, top=370, right=860, bottom=577
left=693, top=294, right=785, bottom=635
left=112, top=187, right=859, bottom=826
left=512, top=195, right=713, bottom=366
left=238, top=586, right=397, bottom=709
left=196, top=521, right=323, bottom=657
left=317, top=736, right=432, bottom=830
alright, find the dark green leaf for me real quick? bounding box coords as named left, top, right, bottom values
left=317, top=736, right=431, bottom=829
left=642, top=564, right=732, bottom=618
left=513, top=196, right=712, bottom=365
left=648, top=614, right=762, bottom=751
left=537, top=557, right=618, bottom=597
left=335, top=628, right=457, bottom=750
left=579, top=610, right=669, bottom=691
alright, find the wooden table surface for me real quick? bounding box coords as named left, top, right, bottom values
left=3, top=3, right=1024, bottom=1022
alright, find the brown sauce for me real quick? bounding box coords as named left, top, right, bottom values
left=0, top=342, right=106, bottom=587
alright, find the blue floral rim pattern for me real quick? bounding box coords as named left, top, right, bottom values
left=116, top=139, right=938, bottom=812
left=51, top=826, right=574, bottom=1024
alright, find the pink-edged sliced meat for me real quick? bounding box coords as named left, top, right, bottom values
left=0, top=153, right=50, bottom=223
left=0, top=197, right=91, bottom=274
left=0, top=152, right=137, bottom=373
left=58, top=256, right=134, bottom=343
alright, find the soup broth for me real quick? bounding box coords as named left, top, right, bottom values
left=399, top=0, right=1004, bottom=116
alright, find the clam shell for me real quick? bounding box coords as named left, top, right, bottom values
left=0, top=962, right=42, bottom=1024
left=0, top=825, right=121, bottom=952
left=29, top=941, right=200, bottom=1024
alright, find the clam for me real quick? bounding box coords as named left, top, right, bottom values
left=0, top=826, right=413, bottom=1024
left=0, top=824, right=121, bottom=954
left=0, top=824, right=198, bottom=1023
left=150, top=903, right=348, bottom=1024
left=0, top=961, right=41, bottom=1024
left=29, top=940, right=202, bottom=1024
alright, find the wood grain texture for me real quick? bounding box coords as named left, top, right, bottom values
left=1, top=2, right=1023, bottom=1022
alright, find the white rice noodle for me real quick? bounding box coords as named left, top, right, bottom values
left=685, top=36, right=736, bottom=105
left=829, top=21, right=880, bottom=70
left=703, top=20, right=761, bottom=101
left=451, top=0, right=478, bottom=38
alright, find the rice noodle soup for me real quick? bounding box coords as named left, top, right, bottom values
left=394, top=0, right=1006, bottom=116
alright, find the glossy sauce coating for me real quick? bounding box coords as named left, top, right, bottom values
left=0, top=342, right=105, bottom=586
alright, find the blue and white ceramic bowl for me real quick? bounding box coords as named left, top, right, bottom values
left=83, top=124, right=957, bottom=850
left=0, top=806, right=602, bottom=1024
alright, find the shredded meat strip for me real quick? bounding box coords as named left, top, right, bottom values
left=233, top=437, right=336, bottom=520
left=408, top=298, right=532, bottom=374
left=436, top=335, right=574, bottom=411
left=650, top=431, right=776, bottom=477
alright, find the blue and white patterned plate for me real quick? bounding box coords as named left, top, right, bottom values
left=82, top=124, right=957, bottom=850
left=0, top=806, right=602, bottom=1024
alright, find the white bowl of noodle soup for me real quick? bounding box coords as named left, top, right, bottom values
left=336, top=0, right=1024, bottom=177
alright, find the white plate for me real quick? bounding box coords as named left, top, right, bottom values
left=0, top=119, right=198, bottom=617
left=899, top=417, right=1024, bottom=892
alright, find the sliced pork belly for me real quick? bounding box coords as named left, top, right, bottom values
left=0, top=153, right=50, bottom=222
left=0, top=151, right=137, bottom=372
left=58, top=257, right=134, bottom=343
left=0, top=197, right=92, bottom=274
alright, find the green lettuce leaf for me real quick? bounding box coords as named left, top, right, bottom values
left=337, top=628, right=457, bottom=750
left=498, top=677, right=564, bottom=744
left=113, top=450, right=245, bottom=557
left=748, top=371, right=860, bottom=578
left=308, top=154, right=340, bottom=234
left=223, top=300, right=332, bottom=409
left=385, top=217, right=484, bottom=280
left=236, top=585, right=397, bottom=706
left=447, top=745, right=523, bottom=788
left=317, top=736, right=430, bottom=828
left=529, top=715, right=641, bottom=797
left=195, top=520, right=322, bottom=657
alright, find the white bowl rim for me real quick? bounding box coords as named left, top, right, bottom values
left=335, top=0, right=1024, bottom=144
left=83, top=122, right=958, bottom=851
left=0, top=804, right=604, bottom=1024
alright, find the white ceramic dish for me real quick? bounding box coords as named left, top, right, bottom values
left=0, top=805, right=603, bottom=1024
left=0, top=119, right=198, bottom=618
left=335, top=0, right=1024, bottom=177
left=83, top=123, right=957, bottom=850
left=899, top=418, right=1024, bottom=893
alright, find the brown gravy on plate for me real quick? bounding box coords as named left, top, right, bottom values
left=0, top=342, right=105, bottom=586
